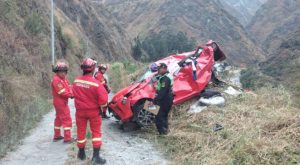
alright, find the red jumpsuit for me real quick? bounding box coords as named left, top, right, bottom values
left=95, top=72, right=109, bottom=114
left=51, top=75, right=73, bottom=141
left=73, top=74, right=108, bottom=149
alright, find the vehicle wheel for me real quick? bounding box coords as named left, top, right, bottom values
left=133, top=103, right=156, bottom=127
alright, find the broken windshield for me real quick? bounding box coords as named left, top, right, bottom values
left=136, top=69, right=153, bottom=82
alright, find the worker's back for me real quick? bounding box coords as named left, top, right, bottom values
left=73, top=74, right=108, bottom=111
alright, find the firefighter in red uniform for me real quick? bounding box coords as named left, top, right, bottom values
left=73, top=58, right=108, bottom=164
left=51, top=61, right=73, bottom=143
left=95, top=64, right=110, bottom=119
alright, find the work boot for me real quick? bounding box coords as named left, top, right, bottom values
left=92, top=148, right=106, bottom=164
left=53, top=136, right=64, bottom=142
left=159, top=127, right=169, bottom=135
left=77, top=148, right=86, bottom=160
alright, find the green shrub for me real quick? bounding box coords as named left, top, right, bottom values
left=56, top=24, right=74, bottom=57
left=0, top=1, right=16, bottom=20
left=240, top=68, right=275, bottom=90
left=62, top=34, right=73, bottom=49
left=123, top=62, right=137, bottom=74
left=108, top=62, right=139, bottom=91
left=0, top=95, right=51, bottom=157
left=132, top=30, right=196, bottom=61
left=24, top=12, right=43, bottom=35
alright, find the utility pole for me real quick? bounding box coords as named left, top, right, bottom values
left=51, top=0, right=55, bottom=65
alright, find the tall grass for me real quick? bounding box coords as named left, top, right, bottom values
left=143, top=86, right=299, bottom=164
left=0, top=92, right=51, bottom=157
left=107, top=62, right=142, bottom=92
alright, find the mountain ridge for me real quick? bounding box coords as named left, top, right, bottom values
left=100, top=0, right=265, bottom=66
left=248, top=0, right=300, bottom=54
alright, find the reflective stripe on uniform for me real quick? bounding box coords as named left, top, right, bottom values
left=54, top=126, right=61, bottom=129
left=58, top=88, right=66, bottom=94
left=64, top=127, right=71, bottom=130
left=77, top=138, right=87, bottom=143
left=92, top=138, right=102, bottom=141
left=74, top=80, right=99, bottom=87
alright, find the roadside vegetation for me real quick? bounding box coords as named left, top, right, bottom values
left=240, top=68, right=276, bottom=90
left=142, top=86, right=299, bottom=164
left=0, top=76, right=52, bottom=157
left=132, top=30, right=196, bottom=62
left=107, top=62, right=146, bottom=91
left=240, top=67, right=300, bottom=108
left=0, top=0, right=86, bottom=157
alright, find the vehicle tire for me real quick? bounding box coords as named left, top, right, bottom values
left=133, top=101, right=156, bottom=127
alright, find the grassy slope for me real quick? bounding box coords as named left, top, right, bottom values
left=0, top=0, right=54, bottom=156
left=104, top=60, right=300, bottom=164
left=143, top=87, right=299, bottom=164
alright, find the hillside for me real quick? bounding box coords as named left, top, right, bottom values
left=218, top=0, right=267, bottom=26
left=260, top=28, right=300, bottom=99
left=100, top=0, right=265, bottom=66
left=248, top=0, right=300, bottom=53
left=0, top=0, right=132, bottom=157
left=55, top=0, right=132, bottom=61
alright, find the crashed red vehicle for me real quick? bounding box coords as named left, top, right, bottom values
left=108, top=41, right=226, bottom=126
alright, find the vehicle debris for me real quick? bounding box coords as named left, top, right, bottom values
left=224, top=86, right=242, bottom=96
left=213, top=123, right=224, bottom=132
left=200, top=96, right=225, bottom=107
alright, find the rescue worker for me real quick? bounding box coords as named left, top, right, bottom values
left=73, top=58, right=108, bottom=164
left=51, top=60, right=73, bottom=143
left=153, top=63, right=173, bottom=135
left=95, top=64, right=111, bottom=119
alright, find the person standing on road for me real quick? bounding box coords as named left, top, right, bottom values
left=73, top=58, right=108, bottom=164
left=95, top=64, right=111, bottom=119
left=153, top=63, right=173, bottom=135
left=51, top=60, right=74, bottom=143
